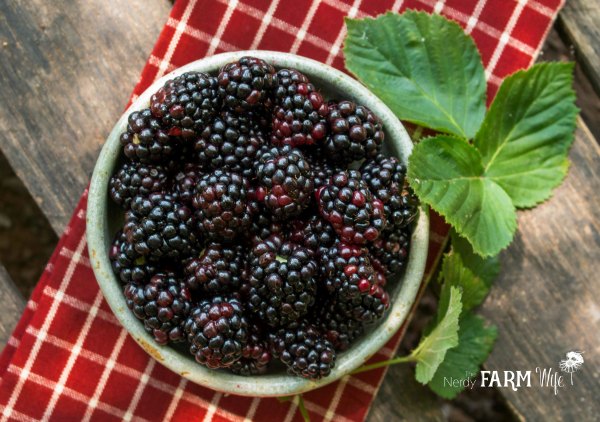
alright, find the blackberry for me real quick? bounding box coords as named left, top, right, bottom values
left=192, top=170, right=253, bottom=241
left=184, top=243, right=246, bottom=295
left=360, top=154, right=418, bottom=230
left=320, top=242, right=378, bottom=302
left=244, top=235, right=317, bottom=327
left=218, top=57, right=276, bottom=112
left=230, top=326, right=272, bottom=376
left=314, top=302, right=364, bottom=351
left=289, top=214, right=337, bottom=257
left=120, top=108, right=177, bottom=163
left=109, top=162, right=169, bottom=209
left=369, top=229, right=410, bottom=277
left=124, top=273, right=191, bottom=344
left=324, top=101, right=383, bottom=163
left=254, top=146, right=313, bottom=220
left=336, top=276, right=390, bottom=324
left=185, top=296, right=248, bottom=368
left=124, top=193, right=198, bottom=259
left=247, top=201, right=286, bottom=244
left=317, top=170, right=386, bottom=245
left=306, top=153, right=343, bottom=190
left=271, top=69, right=328, bottom=147
left=173, top=164, right=204, bottom=206
left=195, top=110, right=266, bottom=177
left=150, top=71, right=221, bottom=140
left=270, top=322, right=336, bottom=380
left=109, top=230, right=158, bottom=284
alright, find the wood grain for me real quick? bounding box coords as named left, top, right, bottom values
left=481, top=117, right=600, bottom=422
left=558, top=0, right=600, bottom=97
left=0, top=0, right=171, bottom=234
left=0, top=265, right=25, bottom=351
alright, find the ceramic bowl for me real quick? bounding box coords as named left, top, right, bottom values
left=87, top=50, right=429, bottom=397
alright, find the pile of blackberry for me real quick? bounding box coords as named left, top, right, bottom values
left=109, top=57, right=419, bottom=380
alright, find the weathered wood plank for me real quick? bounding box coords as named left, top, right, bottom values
left=558, top=0, right=600, bottom=97
left=0, top=0, right=171, bottom=234
left=481, top=117, right=600, bottom=422
left=0, top=264, right=25, bottom=351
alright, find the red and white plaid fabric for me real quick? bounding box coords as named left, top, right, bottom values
left=0, top=0, right=563, bottom=420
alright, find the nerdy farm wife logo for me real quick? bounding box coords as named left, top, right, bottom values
left=444, top=351, right=585, bottom=395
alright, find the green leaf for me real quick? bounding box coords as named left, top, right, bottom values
left=450, top=230, right=500, bottom=286
left=344, top=11, right=486, bottom=138
left=428, top=313, right=497, bottom=399
left=475, top=63, right=578, bottom=207
left=413, top=286, right=462, bottom=384
left=408, top=135, right=517, bottom=256
left=440, top=252, right=491, bottom=311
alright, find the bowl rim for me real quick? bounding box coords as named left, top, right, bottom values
left=87, top=50, right=429, bottom=397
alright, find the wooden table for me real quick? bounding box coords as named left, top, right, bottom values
left=1, top=1, right=599, bottom=420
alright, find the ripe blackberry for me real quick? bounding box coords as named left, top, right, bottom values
left=124, top=193, right=198, bottom=259
left=314, top=301, right=364, bottom=351
left=109, top=230, right=158, bottom=284
left=270, top=322, right=336, bottom=380
left=271, top=69, right=328, bottom=147
left=306, top=153, right=343, bottom=190
left=317, top=170, right=386, bottom=245
left=173, top=164, right=204, bottom=206
left=320, top=242, right=377, bottom=302
left=254, top=146, right=314, bottom=221
left=150, top=71, right=221, bottom=140
left=218, top=57, right=276, bottom=112
left=247, top=201, right=286, bottom=244
left=195, top=110, right=266, bottom=177
left=192, top=170, right=253, bottom=241
left=244, top=235, right=317, bottom=327
left=184, top=243, right=246, bottom=295
left=120, top=108, right=177, bottom=163
left=124, top=273, right=191, bottom=344
left=184, top=296, right=248, bottom=368
left=369, top=229, right=410, bottom=277
left=230, top=326, right=272, bottom=375
left=289, top=214, right=337, bottom=257
left=336, top=276, right=390, bottom=324
left=109, top=162, right=169, bottom=209
left=324, top=101, right=383, bottom=163
left=360, top=154, right=418, bottom=230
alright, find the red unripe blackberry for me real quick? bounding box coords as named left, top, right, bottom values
left=192, top=170, right=253, bottom=241
left=109, top=230, right=158, bottom=285
left=124, top=193, right=199, bottom=259
left=254, top=146, right=314, bottom=221
left=360, top=154, right=419, bottom=231
left=369, top=229, right=410, bottom=277
left=244, top=235, right=317, bottom=327
left=124, top=273, right=192, bottom=344
left=120, top=108, right=178, bottom=163
left=269, top=322, right=336, bottom=380
left=185, top=296, right=248, bottom=368
left=320, top=242, right=378, bottom=302
left=109, top=162, right=169, bottom=209
left=324, top=101, right=383, bottom=163
left=271, top=69, right=328, bottom=147
left=195, top=110, right=266, bottom=177
left=172, top=164, right=205, bottom=206
left=150, top=71, right=221, bottom=140
left=218, top=57, right=276, bottom=112
left=184, top=243, right=247, bottom=295
left=317, top=170, right=387, bottom=245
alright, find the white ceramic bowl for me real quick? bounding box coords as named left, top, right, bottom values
left=87, top=51, right=429, bottom=397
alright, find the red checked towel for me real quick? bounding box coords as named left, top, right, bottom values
left=0, top=0, right=563, bottom=420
